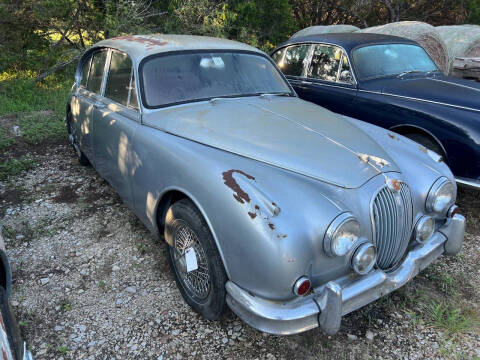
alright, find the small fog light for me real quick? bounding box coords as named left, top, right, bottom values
left=351, top=243, right=376, bottom=275
left=415, top=216, right=434, bottom=243
left=293, top=276, right=311, bottom=296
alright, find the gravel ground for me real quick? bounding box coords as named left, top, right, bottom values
left=0, top=141, right=479, bottom=360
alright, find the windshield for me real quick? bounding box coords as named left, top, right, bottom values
left=352, top=44, right=438, bottom=80
left=141, top=51, right=293, bottom=107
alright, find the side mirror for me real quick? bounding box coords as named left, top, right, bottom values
left=339, top=70, right=353, bottom=84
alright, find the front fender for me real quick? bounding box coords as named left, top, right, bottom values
left=130, top=126, right=349, bottom=300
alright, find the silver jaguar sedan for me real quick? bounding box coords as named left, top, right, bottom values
left=66, top=34, right=465, bottom=335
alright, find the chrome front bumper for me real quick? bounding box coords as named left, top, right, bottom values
left=226, top=214, right=465, bottom=335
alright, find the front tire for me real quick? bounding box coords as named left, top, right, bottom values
left=165, top=199, right=227, bottom=320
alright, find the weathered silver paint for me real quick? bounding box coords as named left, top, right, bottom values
left=68, top=35, right=464, bottom=335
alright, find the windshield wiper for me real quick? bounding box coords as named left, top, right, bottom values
left=396, top=70, right=425, bottom=78
left=425, top=69, right=441, bottom=76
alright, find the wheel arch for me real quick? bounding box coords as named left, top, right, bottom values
left=389, top=124, right=448, bottom=160
left=154, top=187, right=231, bottom=279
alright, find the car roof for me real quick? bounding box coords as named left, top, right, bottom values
left=92, top=34, right=263, bottom=62
left=275, top=32, right=418, bottom=53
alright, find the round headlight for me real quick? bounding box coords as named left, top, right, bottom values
left=415, top=215, right=434, bottom=243
left=324, top=213, right=360, bottom=257
left=351, top=242, right=376, bottom=275
left=426, top=178, right=455, bottom=214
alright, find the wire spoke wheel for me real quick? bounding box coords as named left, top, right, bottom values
left=172, top=221, right=211, bottom=300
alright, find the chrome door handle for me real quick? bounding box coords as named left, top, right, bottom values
left=95, top=102, right=106, bottom=109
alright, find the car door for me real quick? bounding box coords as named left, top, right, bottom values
left=294, top=44, right=358, bottom=115
left=92, top=49, right=141, bottom=207
left=73, top=49, right=108, bottom=162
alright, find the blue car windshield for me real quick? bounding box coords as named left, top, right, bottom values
left=352, top=44, right=438, bottom=80
left=141, top=51, right=293, bottom=107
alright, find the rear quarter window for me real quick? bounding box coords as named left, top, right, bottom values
left=105, top=51, right=136, bottom=107
left=80, top=54, right=92, bottom=87
left=86, top=50, right=108, bottom=94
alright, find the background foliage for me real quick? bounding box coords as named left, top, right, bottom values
left=0, top=0, right=478, bottom=75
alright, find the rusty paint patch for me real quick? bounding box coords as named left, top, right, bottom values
left=391, top=179, right=401, bottom=191
left=268, top=223, right=275, bottom=230
left=248, top=212, right=257, bottom=219
left=112, top=35, right=168, bottom=50
left=254, top=205, right=260, bottom=210
left=419, top=145, right=428, bottom=153
left=388, top=132, right=399, bottom=140
left=2, top=348, right=7, bottom=360
left=277, top=233, right=288, bottom=239
left=222, top=169, right=255, bottom=204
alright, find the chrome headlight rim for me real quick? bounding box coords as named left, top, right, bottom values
left=414, top=215, right=435, bottom=243
left=351, top=241, right=376, bottom=275
left=426, top=177, right=455, bottom=214
left=323, top=212, right=360, bottom=257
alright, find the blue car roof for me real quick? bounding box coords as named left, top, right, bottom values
left=275, top=33, right=418, bottom=53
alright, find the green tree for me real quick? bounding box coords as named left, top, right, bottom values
left=467, top=0, right=480, bottom=24
left=230, top=0, right=294, bottom=51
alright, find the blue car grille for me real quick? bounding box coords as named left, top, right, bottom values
left=372, top=183, right=413, bottom=270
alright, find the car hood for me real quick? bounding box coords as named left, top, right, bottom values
left=142, top=97, right=400, bottom=188
left=378, top=76, right=480, bottom=112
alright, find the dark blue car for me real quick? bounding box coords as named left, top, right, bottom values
left=271, top=33, right=480, bottom=189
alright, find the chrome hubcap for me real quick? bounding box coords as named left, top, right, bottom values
left=173, top=222, right=210, bottom=300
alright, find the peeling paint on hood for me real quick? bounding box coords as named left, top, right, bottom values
left=142, top=97, right=400, bottom=188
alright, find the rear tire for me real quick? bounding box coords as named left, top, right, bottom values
left=66, top=112, right=89, bottom=166
left=165, top=199, right=227, bottom=320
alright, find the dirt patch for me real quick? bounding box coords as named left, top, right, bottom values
left=53, top=185, right=78, bottom=204
left=0, top=188, right=22, bottom=205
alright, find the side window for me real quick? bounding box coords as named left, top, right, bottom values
left=271, top=48, right=285, bottom=65
left=86, top=50, right=108, bottom=94
left=307, top=45, right=341, bottom=82
left=105, top=51, right=139, bottom=109
left=338, top=54, right=354, bottom=84
left=281, top=45, right=310, bottom=76
left=80, top=54, right=92, bottom=87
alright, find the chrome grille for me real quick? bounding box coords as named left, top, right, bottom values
left=372, top=183, right=413, bottom=270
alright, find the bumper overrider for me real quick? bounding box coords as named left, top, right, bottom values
left=226, top=214, right=465, bottom=335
